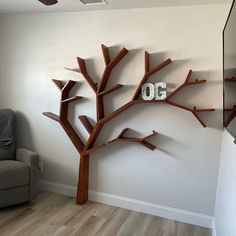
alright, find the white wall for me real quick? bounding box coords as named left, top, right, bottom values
left=214, top=130, right=236, bottom=236
left=0, top=4, right=229, bottom=217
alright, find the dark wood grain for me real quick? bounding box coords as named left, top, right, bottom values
left=61, top=96, right=82, bottom=104
left=43, top=112, right=60, bottom=122
left=76, top=57, right=97, bottom=92
left=76, top=153, right=89, bottom=204
left=38, top=0, right=58, bottom=6
left=99, top=84, right=123, bottom=96
left=98, top=47, right=128, bottom=93
left=79, top=115, right=94, bottom=135
left=52, top=79, right=64, bottom=91
left=225, top=76, right=236, bottom=82
left=86, top=129, right=158, bottom=154
left=224, top=106, right=236, bottom=127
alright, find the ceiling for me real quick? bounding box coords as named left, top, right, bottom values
left=0, top=0, right=231, bottom=14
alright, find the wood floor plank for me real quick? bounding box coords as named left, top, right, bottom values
left=73, top=215, right=106, bottom=235
left=30, top=192, right=63, bottom=211
left=29, top=223, right=59, bottom=236
left=116, top=211, right=145, bottom=236
left=135, top=214, right=163, bottom=236
left=160, top=218, right=179, bottom=235
left=10, top=211, right=49, bottom=236
left=11, top=195, right=74, bottom=236
left=47, top=198, right=81, bottom=226
left=64, top=201, right=101, bottom=228
left=0, top=204, right=29, bottom=225
left=52, top=225, right=77, bottom=236
left=93, top=204, right=117, bottom=219
left=0, top=192, right=212, bottom=236
left=192, top=225, right=212, bottom=236
left=95, top=208, right=130, bottom=236
left=0, top=208, right=36, bottom=236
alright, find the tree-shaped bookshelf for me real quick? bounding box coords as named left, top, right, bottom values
left=43, top=44, right=215, bottom=204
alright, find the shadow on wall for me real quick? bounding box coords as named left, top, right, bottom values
left=39, top=156, right=78, bottom=186
left=187, top=69, right=223, bottom=130
left=15, top=111, right=35, bottom=151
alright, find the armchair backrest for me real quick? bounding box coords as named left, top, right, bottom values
left=0, top=109, right=15, bottom=160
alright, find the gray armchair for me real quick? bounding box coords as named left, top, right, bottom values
left=0, top=109, right=39, bottom=208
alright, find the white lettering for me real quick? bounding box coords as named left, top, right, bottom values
left=155, top=82, right=167, bottom=100
left=141, top=82, right=167, bottom=100
left=141, top=83, right=155, bottom=100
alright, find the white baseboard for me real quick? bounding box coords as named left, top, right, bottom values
left=38, top=180, right=213, bottom=229
left=38, top=180, right=77, bottom=197
left=212, top=218, right=216, bottom=236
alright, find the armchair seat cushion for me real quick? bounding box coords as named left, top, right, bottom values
left=0, top=160, right=29, bottom=190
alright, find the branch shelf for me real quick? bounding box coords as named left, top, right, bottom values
left=86, top=129, right=158, bottom=154
left=225, top=76, right=236, bottom=82
left=224, top=105, right=236, bottom=127
left=43, top=44, right=215, bottom=205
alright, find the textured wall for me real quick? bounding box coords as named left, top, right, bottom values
left=0, top=4, right=229, bottom=215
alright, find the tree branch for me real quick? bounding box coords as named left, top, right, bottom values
left=43, top=112, right=60, bottom=122
left=94, top=45, right=129, bottom=121
left=44, top=79, right=85, bottom=153
left=192, top=111, right=206, bottom=128
left=85, top=129, right=158, bottom=154
left=77, top=57, right=97, bottom=93
left=101, top=44, right=111, bottom=66
left=100, top=101, right=135, bottom=124
left=117, top=128, right=130, bottom=138
left=145, top=51, right=150, bottom=73
left=52, top=79, right=64, bottom=91
left=65, top=58, right=97, bottom=93
left=132, top=70, right=214, bottom=127
left=98, top=45, right=128, bottom=93
left=166, top=101, right=214, bottom=127
left=166, top=70, right=206, bottom=100
left=98, top=84, right=123, bottom=96
left=148, top=58, right=172, bottom=77
left=224, top=105, right=236, bottom=127
left=132, top=51, right=172, bottom=100
left=184, top=69, right=193, bottom=83
left=225, top=76, right=236, bottom=82
left=61, top=96, right=82, bottom=104
left=62, top=80, right=77, bottom=93
left=79, top=115, right=94, bottom=135
left=98, top=68, right=213, bottom=127
left=61, top=121, right=85, bottom=154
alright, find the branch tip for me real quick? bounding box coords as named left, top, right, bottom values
left=184, top=69, right=193, bottom=83
left=61, top=96, right=82, bottom=104
left=52, top=79, right=64, bottom=91
left=99, top=84, right=123, bottom=96
left=101, top=44, right=110, bottom=66
left=76, top=57, right=97, bottom=92
left=43, top=112, right=60, bottom=122
left=62, top=80, right=77, bottom=93
left=145, top=51, right=150, bottom=73
left=79, top=115, right=94, bottom=135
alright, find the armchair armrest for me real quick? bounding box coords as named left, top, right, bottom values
left=16, top=148, right=39, bottom=199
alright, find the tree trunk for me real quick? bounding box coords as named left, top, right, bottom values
left=76, top=153, right=89, bottom=204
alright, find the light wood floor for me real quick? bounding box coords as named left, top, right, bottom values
left=0, top=192, right=211, bottom=236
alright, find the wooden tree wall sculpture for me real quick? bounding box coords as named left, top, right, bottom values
left=43, top=44, right=215, bottom=204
